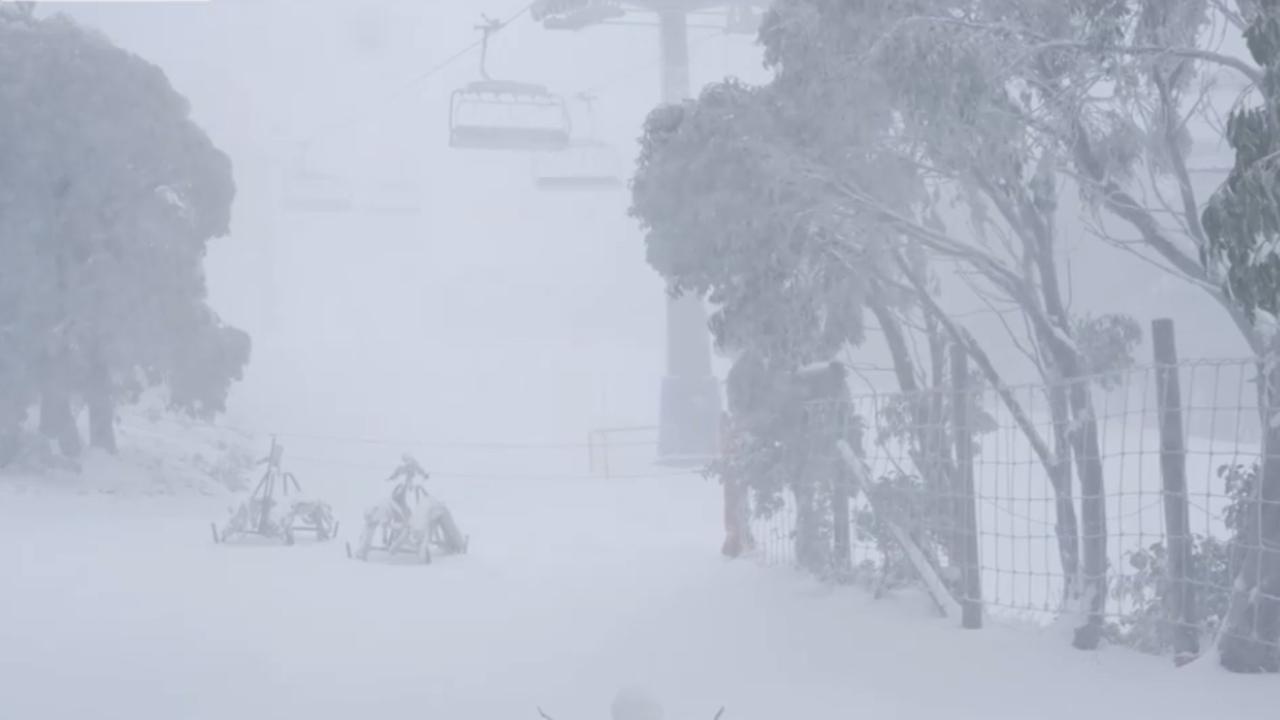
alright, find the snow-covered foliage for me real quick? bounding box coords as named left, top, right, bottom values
left=0, top=10, right=248, bottom=464
left=0, top=390, right=254, bottom=496
left=1204, top=0, right=1280, bottom=326
left=632, top=81, right=883, bottom=369
left=634, top=0, right=1192, bottom=650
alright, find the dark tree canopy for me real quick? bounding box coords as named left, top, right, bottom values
left=1203, top=0, right=1280, bottom=325
left=0, top=12, right=247, bottom=455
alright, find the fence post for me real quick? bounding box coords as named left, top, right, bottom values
left=951, top=348, right=983, bottom=629
left=830, top=403, right=853, bottom=575
left=1152, top=318, right=1199, bottom=663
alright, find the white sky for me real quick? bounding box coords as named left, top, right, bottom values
left=40, top=1, right=1262, bottom=444
left=50, top=0, right=769, bottom=446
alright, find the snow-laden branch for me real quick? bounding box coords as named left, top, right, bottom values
left=836, top=438, right=962, bottom=619
left=1039, top=42, right=1261, bottom=85
left=877, top=14, right=1262, bottom=85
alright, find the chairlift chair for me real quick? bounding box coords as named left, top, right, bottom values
left=279, top=144, right=354, bottom=213
left=532, top=92, right=622, bottom=190
left=450, top=80, right=572, bottom=151
left=533, top=139, right=624, bottom=190
left=448, top=16, right=572, bottom=151
left=280, top=168, right=355, bottom=213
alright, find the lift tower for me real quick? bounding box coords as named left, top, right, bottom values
left=531, top=0, right=763, bottom=466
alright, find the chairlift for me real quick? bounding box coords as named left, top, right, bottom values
left=531, top=94, right=623, bottom=190
left=533, top=139, right=624, bottom=190
left=279, top=147, right=354, bottom=214
left=449, top=16, right=571, bottom=151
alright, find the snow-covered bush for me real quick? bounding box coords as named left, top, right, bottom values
left=1106, top=462, right=1255, bottom=654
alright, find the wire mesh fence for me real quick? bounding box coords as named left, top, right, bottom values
left=741, top=347, right=1280, bottom=667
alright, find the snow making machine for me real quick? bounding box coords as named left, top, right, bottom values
left=347, top=455, right=468, bottom=564
left=212, top=437, right=338, bottom=545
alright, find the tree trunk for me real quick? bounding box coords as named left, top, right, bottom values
left=86, top=360, right=116, bottom=453
left=0, top=397, right=24, bottom=468
left=831, top=467, right=852, bottom=575
left=1006, top=180, right=1105, bottom=649
left=793, top=481, right=828, bottom=574
left=39, top=384, right=81, bottom=459
left=867, top=293, right=950, bottom=540
left=927, top=320, right=956, bottom=563
left=0, top=429, right=17, bottom=467
left=1219, top=361, right=1280, bottom=672
left=1047, top=383, right=1082, bottom=607
left=1064, top=375, right=1107, bottom=650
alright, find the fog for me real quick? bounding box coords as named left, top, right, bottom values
left=43, top=0, right=1254, bottom=441
left=6, top=2, right=1280, bottom=717
left=56, top=0, right=766, bottom=449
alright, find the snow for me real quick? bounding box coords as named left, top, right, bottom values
left=3, top=432, right=1279, bottom=720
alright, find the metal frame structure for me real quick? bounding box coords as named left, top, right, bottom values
left=347, top=459, right=469, bottom=564
left=212, top=437, right=338, bottom=545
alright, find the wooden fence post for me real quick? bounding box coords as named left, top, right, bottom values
left=830, top=403, right=853, bottom=575
left=951, top=348, right=983, bottom=629
left=1152, top=318, right=1199, bottom=663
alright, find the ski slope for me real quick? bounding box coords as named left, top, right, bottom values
left=3, top=445, right=1278, bottom=720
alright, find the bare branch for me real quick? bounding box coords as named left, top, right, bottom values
left=958, top=270, right=1042, bottom=370
left=825, top=177, right=1029, bottom=298
left=1154, top=72, right=1211, bottom=250
left=1069, top=123, right=1265, bottom=354
left=890, top=248, right=1061, bottom=475
left=1069, top=127, right=1207, bottom=280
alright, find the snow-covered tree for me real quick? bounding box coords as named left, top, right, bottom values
left=1200, top=0, right=1280, bottom=674
left=632, top=81, right=885, bottom=370
left=0, top=12, right=246, bottom=458
left=754, top=0, right=1136, bottom=647
left=631, top=78, right=899, bottom=571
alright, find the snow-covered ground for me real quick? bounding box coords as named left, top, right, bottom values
left=3, top=436, right=1278, bottom=720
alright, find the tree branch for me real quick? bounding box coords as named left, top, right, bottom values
left=890, top=249, right=1060, bottom=474
left=887, top=14, right=1262, bottom=85
left=1155, top=71, right=1211, bottom=250
left=1070, top=122, right=1266, bottom=355
left=1070, top=127, right=1208, bottom=280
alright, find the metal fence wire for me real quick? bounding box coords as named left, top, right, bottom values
left=744, top=347, right=1280, bottom=666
